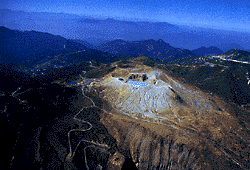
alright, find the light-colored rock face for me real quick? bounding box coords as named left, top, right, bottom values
left=97, top=66, right=223, bottom=130
left=83, top=64, right=250, bottom=169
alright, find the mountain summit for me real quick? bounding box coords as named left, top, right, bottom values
left=96, top=39, right=194, bottom=61
left=192, top=46, right=224, bottom=56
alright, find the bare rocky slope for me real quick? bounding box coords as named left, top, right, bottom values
left=85, top=62, right=250, bottom=169
left=1, top=59, right=250, bottom=170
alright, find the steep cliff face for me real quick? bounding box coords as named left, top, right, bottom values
left=84, top=64, right=250, bottom=169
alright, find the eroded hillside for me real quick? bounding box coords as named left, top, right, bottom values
left=82, top=62, right=250, bottom=169
left=1, top=58, right=250, bottom=170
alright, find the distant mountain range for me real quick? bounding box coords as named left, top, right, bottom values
left=0, top=26, right=88, bottom=54
left=96, top=39, right=227, bottom=61
left=0, top=27, right=120, bottom=74
left=0, top=26, right=88, bottom=64
left=96, top=39, right=196, bottom=61
left=1, top=9, right=250, bottom=50
left=3, top=26, right=250, bottom=71
left=192, top=46, right=224, bottom=56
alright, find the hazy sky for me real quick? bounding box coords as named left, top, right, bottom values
left=1, top=0, right=250, bottom=32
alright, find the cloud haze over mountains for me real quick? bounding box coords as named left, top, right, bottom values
left=1, top=9, right=250, bottom=51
